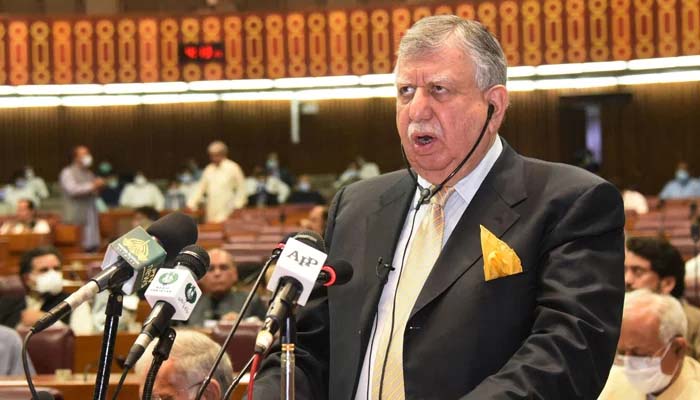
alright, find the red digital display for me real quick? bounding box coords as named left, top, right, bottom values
left=180, top=43, right=224, bottom=62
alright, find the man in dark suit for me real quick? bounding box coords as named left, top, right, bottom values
left=254, top=15, right=625, bottom=399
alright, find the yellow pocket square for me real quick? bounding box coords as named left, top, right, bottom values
left=480, top=225, right=523, bottom=281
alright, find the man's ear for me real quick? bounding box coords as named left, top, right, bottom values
left=203, top=379, right=222, bottom=400
left=659, top=276, right=677, bottom=295
left=484, top=85, right=509, bottom=133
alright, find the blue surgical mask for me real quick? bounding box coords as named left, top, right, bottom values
left=676, top=169, right=690, bottom=183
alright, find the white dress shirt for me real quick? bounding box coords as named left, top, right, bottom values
left=354, top=136, right=503, bottom=400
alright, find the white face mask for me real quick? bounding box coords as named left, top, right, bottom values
left=620, top=341, right=679, bottom=394
left=134, top=175, right=147, bottom=185
left=81, top=154, right=93, bottom=168
left=34, top=270, right=64, bottom=296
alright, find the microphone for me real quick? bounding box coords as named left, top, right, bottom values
left=317, top=260, right=354, bottom=287
left=123, top=244, right=209, bottom=368
left=31, top=212, right=198, bottom=334
left=255, top=231, right=328, bottom=353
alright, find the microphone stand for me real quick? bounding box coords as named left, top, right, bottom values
left=93, top=291, right=124, bottom=400
left=222, top=355, right=255, bottom=400
left=280, top=312, right=297, bottom=400
left=141, top=328, right=177, bottom=400
left=194, top=251, right=278, bottom=400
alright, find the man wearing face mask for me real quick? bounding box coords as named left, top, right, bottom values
left=0, top=246, right=92, bottom=333
left=118, top=172, right=165, bottom=211
left=598, top=290, right=700, bottom=399
left=59, top=145, right=104, bottom=251
left=659, top=161, right=700, bottom=200
left=624, top=236, right=700, bottom=360
left=2, top=170, right=41, bottom=211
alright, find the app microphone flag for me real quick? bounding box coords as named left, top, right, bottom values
left=101, top=226, right=167, bottom=294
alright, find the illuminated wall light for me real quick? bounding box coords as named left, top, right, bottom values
left=536, top=63, right=584, bottom=75
left=534, top=77, right=618, bottom=90
left=178, top=93, right=220, bottom=103
left=674, top=55, right=700, bottom=67
left=296, top=87, right=396, bottom=100
left=580, top=61, right=628, bottom=73
left=220, top=91, right=296, bottom=101
left=359, top=74, right=395, bottom=86
left=103, top=82, right=189, bottom=94
left=0, top=96, right=61, bottom=108
left=627, top=57, right=677, bottom=70
left=506, top=80, right=535, bottom=91
left=16, top=84, right=103, bottom=95
left=274, top=75, right=360, bottom=89
left=618, top=71, right=700, bottom=85
left=188, top=79, right=274, bottom=91
left=0, top=86, right=16, bottom=95
left=370, top=86, right=397, bottom=98
left=61, top=95, right=142, bottom=107
left=507, top=66, right=536, bottom=78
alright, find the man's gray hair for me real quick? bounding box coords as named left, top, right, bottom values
left=624, top=289, right=688, bottom=342
left=136, top=329, right=234, bottom=393
left=397, top=15, right=507, bottom=91
left=208, top=140, right=228, bottom=156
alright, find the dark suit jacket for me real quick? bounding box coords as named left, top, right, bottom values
left=0, top=292, right=69, bottom=328
left=255, top=142, right=625, bottom=399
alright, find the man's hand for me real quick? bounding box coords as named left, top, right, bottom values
left=93, top=177, right=105, bottom=191
left=20, top=309, right=46, bottom=326
left=221, top=312, right=239, bottom=322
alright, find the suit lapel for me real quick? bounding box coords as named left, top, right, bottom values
left=352, top=172, right=415, bottom=395
left=411, top=143, right=527, bottom=318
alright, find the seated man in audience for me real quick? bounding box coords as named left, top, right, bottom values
left=3, top=170, right=41, bottom=210
left=136, top=329, right=233, bottom=400
left=187, top=248, right=266, bottom=327
left=0, top=199, right=51, bottom=235
left=0, top=325, right=35, bottom=376
left=598, top=290, right=700, bottom=399
left=299, top=205, right=328, bottom=236
left=287, top=175, right=325, bottom=205
left=625, top=236, right=700, bottom=360
left=0, top=246, right=92, bottom=333
left=659, top=161, right=700, bottom=199
left=246, top=166, right=290, bottom=207
left=131, top=205, right=160, bottom=229
left=119, top=172, right=165, bottom=211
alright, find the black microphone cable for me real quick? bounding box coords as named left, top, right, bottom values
left=193, top=245, right=282, bottom=400
left=22, top=331, right=39, bottom=400
left=141, top=328, right=177, bottom=400
left=401, top=103, right=495, bottom=209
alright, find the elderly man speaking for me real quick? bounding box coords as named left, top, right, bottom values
left=254, top=15, right=625, bottom=399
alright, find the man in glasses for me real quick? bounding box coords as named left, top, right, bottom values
left=624, top=236, right=700, bottom=360
left=599, top=290, right=700, bottom=399
left=186, top=248, right=266, bottom=327
left=136, top=329, right=233, bottom=400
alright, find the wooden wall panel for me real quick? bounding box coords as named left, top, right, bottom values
left=1, top=83, right=700, bottom=196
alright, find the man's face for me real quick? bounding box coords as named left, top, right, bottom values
left=624, top=249, right=675, bottom=294
left=141, top=361, right=203, bottom=400
left=307, top=206, right=326, bottom=235
left=200, top=251, right=238, bottom=296
left=617, top=307, right=682, bottom=375
left=24, top=254, right=62, bottom=289
left=16, top=200, right=33, bottom=222
left=208, top=151, right=225, bottom=166
left=395, top=40, right=497, bottom=185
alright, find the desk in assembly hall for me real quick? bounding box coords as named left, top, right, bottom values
left=0, top=374, right=247, bottom=399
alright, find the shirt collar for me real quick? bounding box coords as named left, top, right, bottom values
left=416, top=135, right=503, bottom=202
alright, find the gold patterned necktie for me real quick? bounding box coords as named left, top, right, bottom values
left=371, top=186, right=455, bottom=400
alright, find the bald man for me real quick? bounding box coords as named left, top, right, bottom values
left=187, top=141, right=247, bottom=223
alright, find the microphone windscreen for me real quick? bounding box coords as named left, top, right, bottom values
left=36, top=391, right=56, bottom=400
left=293, top=230, right=326, bottom=253
left=176, top=244, right=210, bottom=280
left=147, top=212, right=198, bottom=261
left=327, top=260, right=353, bottom=285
